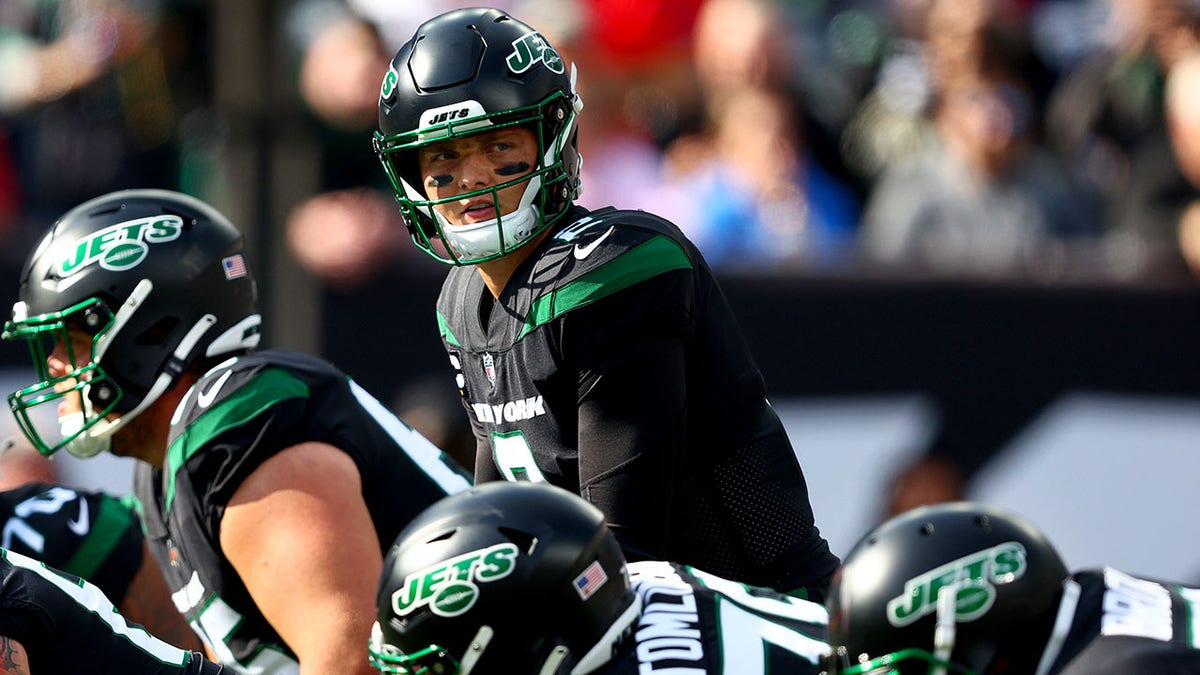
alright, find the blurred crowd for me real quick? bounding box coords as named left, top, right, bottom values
left=6, top=0, right=1200, bottom=288
left=281, top=0, right=1200, bottom=285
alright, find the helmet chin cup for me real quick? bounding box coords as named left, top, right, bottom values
left=58, top=411, right=112, bottom=458
left=441, top=205, right=540, bottom=261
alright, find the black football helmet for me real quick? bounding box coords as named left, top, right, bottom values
left=823, top=502, right=1070, bottom=675
left=2, top=189, right=260, bottom=457
left=374, top=7, right=584, bottom=265
left=369, top=482, right=639, bottom=674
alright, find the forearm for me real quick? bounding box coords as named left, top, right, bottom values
left=0, top=636, right=29, bottom=675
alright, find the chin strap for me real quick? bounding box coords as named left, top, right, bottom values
left=930, top=582, right=961, bottom=675
left=1033, top=579, right=1081, bottom=675
left=66, top=309, right=217, bottom=458
left=569, top=593, right=643, bottom=675
left=458, top=625, right=495, bottom=675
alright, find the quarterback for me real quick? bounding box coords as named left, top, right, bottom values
left=374, top=7, right=839, bottom=597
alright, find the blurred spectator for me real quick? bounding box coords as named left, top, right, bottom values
left=0, top=0, right=211, bottom=271
left=1165, top=46, right=1200, bottom=276
left=659, top=0, right=861, bottom=269
left=1045, top=0, right=1200, bottom=276
left=283, top=0, right=530, bottom=289
left=664, top=87, right=860, bottom=269
left=860, top=29, right=1102, bottom=273
left=567, top=0, right=701, bottom=212
left=841, top=0, right=1054, bottom=186
left=286, top=186, right=406, bottom=289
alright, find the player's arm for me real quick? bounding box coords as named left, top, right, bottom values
left=0, top=636, right=29, bottom=675
left=576, top=332, right=688, bottom=559
left=119, top=540, right=205, bottom=653
left=219, top=441, right=380, bottom=675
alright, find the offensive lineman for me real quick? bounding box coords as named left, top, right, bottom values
left=0, top=480, right=200, bottom=652
left=370, top=481, right=830, bottom=674
left=374, top=6, right=838, bottom=599
left=823, top=502, right=1200, bottom=674
left=0, top=547, right=223, bottom=674
left=2, top=189, right=471, bottom=673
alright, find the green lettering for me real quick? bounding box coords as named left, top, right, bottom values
left=992, top=545, right=1024, bottom=579
left=147, top=218, right=181, bottom=241
left=88, top=229, right=119, bottom=260
left=889, top=583, right=928, bottom=624
left=61, top=240, right=89, bottom=274
left=506, top=36, right=535, bottom=72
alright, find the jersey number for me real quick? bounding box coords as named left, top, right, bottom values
left=491, top=431, right=548, bottom=482
left=1, top=487, right=81, bottom=553
left=693, top=567, right=830, bottom=669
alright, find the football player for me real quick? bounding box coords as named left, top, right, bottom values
left=0, top=547, right=223, bottom=674
left=823, top=502, right=1200, bottom=674
left=0, top=480, right=200, bottom=652
left=374, top=6, right=839, bottom=599
left=2, top=189, right=472, bottom=674
left=369, top=481, right=830, bottom=674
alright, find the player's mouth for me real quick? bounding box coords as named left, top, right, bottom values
left=461, top=199, right=497, bottom=223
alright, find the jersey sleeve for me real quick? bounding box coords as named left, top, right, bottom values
left=561, top=253, right=697, bottom=559
left=164, top=365, right=313, bottom=538
left=0, top=549, right=205, bottom=674
left=0, top=483, right=143, bottom=603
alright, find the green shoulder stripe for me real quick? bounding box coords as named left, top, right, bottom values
left=164, top=367, right=310, bottom=513
left=62, top=495, right=137, bottom=581
left=518, top=234, right=691, bottom=340
left=437, top=311, right=461, bottom=347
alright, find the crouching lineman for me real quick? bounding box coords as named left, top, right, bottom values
left=0, top=547, right=222, bottom=674
left=368, top=481, right=830, bottom=674
left=823, top=502, right=1200, bottom=674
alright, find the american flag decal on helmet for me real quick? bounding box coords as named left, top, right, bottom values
left=222, top=254, right=247, bottom=280
left=573, top=560, right=608, bottom=600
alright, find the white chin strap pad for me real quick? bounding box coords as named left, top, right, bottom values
left=441, top=205, right=540, bottom=260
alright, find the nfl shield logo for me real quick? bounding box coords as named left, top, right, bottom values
left=483, top=353, right=496, bottom=384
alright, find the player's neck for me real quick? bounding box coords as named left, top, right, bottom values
left=109, top=374, right=197, bottom=466
left=475, top=229, right=552, bottom=298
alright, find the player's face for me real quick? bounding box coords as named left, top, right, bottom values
left=417, top=127, right=538, bottom=226
left=47, top=326, right=95, bottom=417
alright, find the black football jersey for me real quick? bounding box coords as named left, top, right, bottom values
left=1043, top=568, right=1200, bottom=674
left=0, top=547, right=222, bottom=674
left=0, top=482, right=142, bottom=603
left=132, top=350, right=471, bottom=673
left=437, top=205, right=839, bottom=596
left=601, top=560, right=828, bottom=674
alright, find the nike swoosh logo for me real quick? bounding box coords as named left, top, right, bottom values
left=196, top=370, right=233, bottom=408
left=66, top=498, right=89, bottom=536
left=573, top=226, right=615, bottom=260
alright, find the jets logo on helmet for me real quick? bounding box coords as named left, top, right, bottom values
left=506, top=31, right=564, bottom=74
left=392, top=542, right=519, bottom=618
left=887, top=541, right=1027, bottom=627
left=419, top=100, right=491, bottom=137
left=60, top=216, right=183, bottom=276
left=379, top=66, right=398, bottom=103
